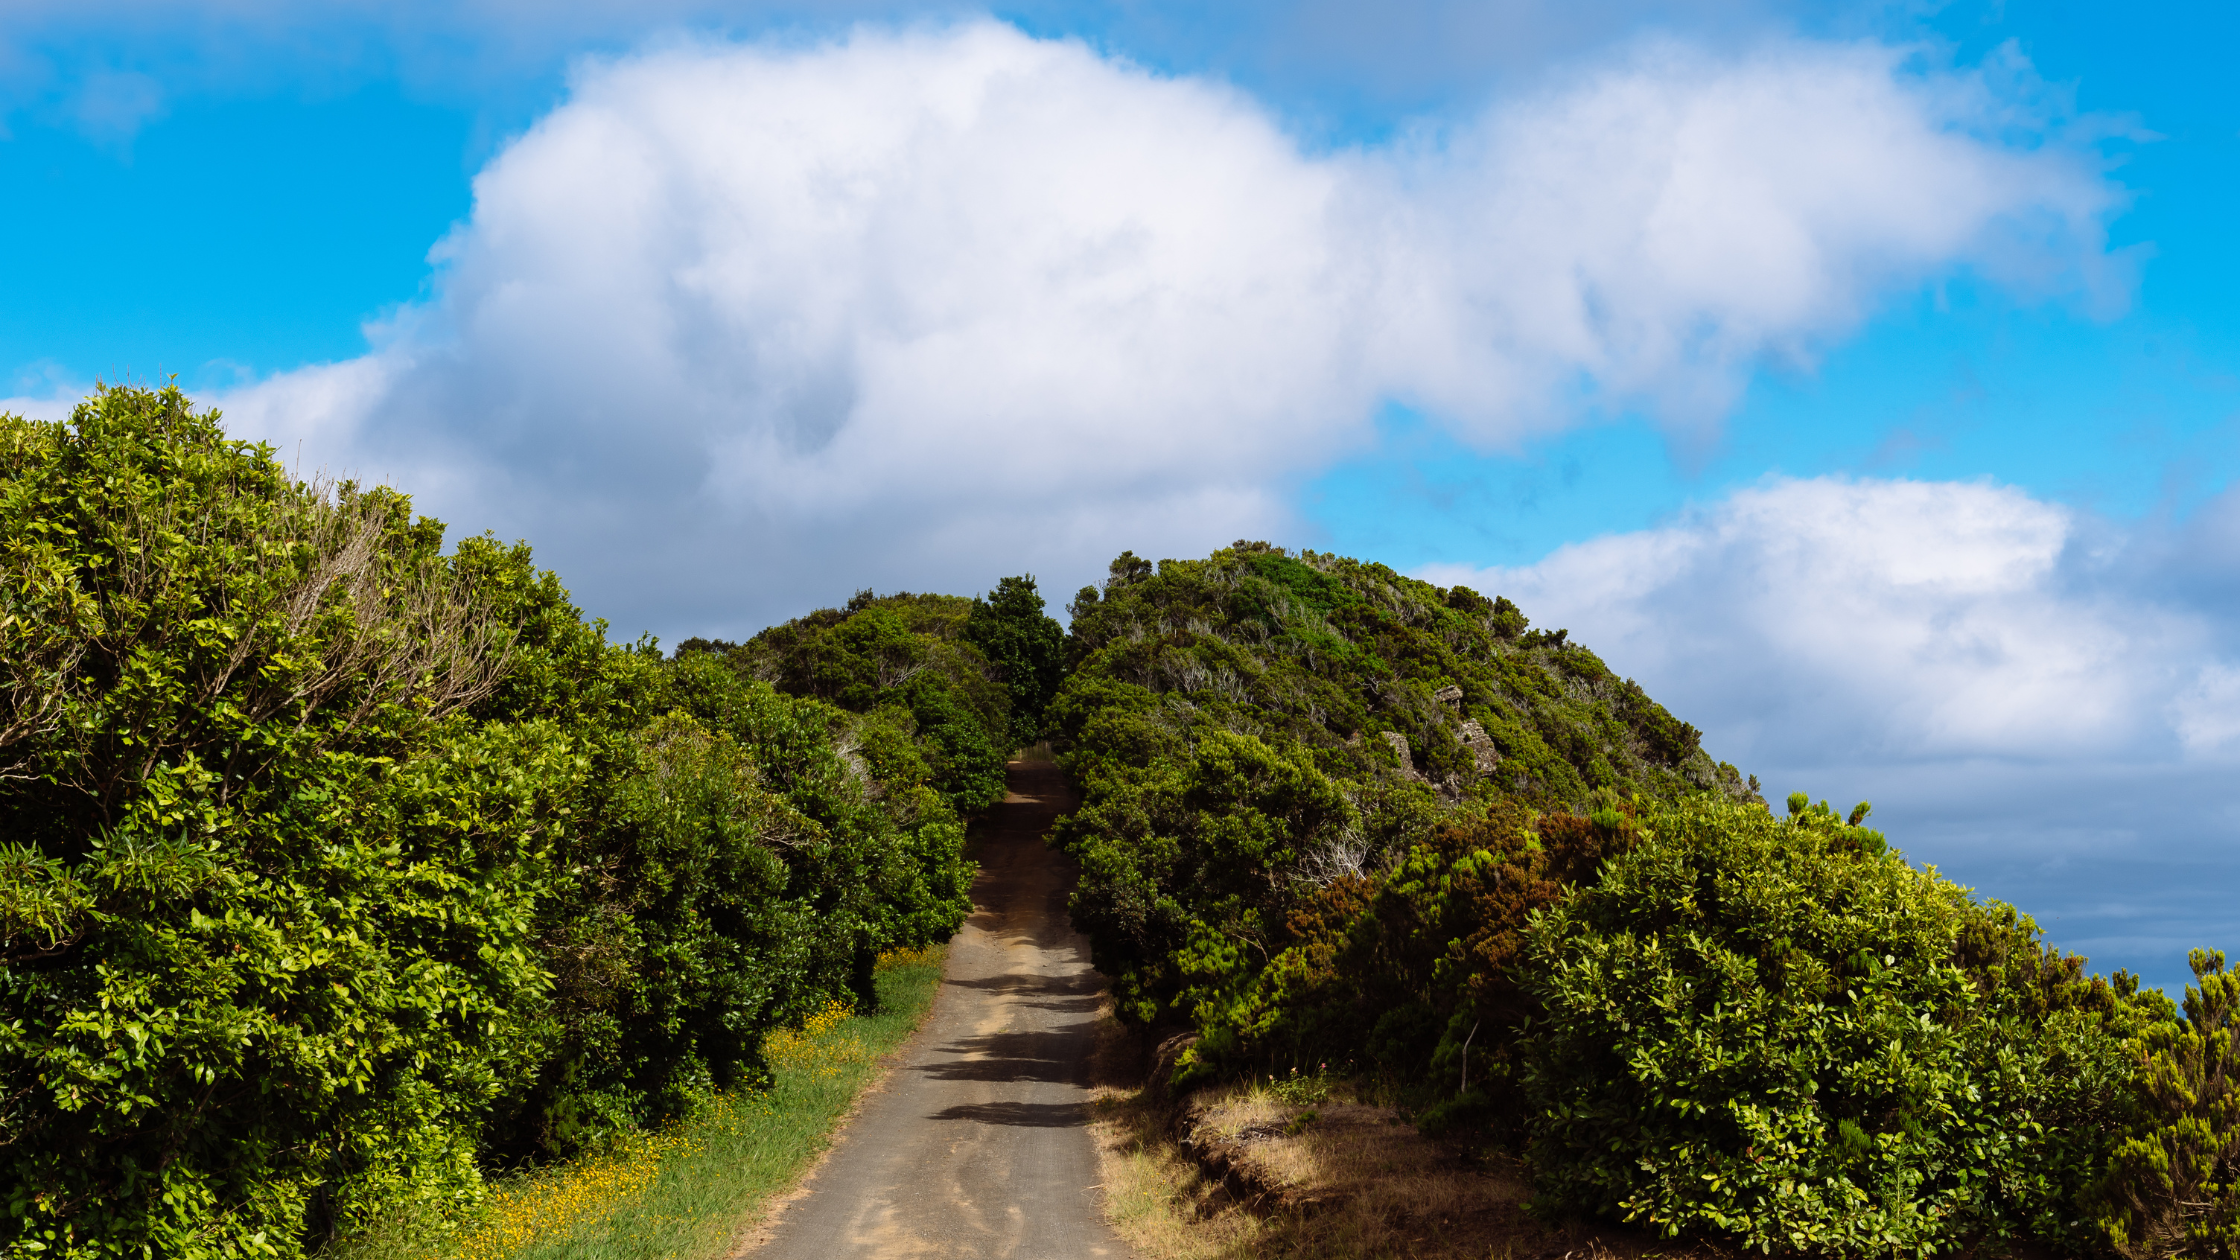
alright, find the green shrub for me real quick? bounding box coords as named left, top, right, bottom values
left=0, top=386, right=563, bottom=1256
left=1219, top=800, right=1641, bottom=1131
left=1519, top=794, right=2153, bottom=1256
left=1054, top=726, right=1356, bottom=1032
left=2091, top=950, right=2240, bottom=1257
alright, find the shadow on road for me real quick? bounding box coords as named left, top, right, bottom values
left=917, top=1028, right=1094, bottom=1084
left=942, top=972, right=1103, bottom=1012
left=748, top=759, right=1134, bottom=1258
left=924, top=1100, right=1092, bottom=1128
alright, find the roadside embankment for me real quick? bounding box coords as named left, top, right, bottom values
left=1087, top=1034, right=1721, bottom=1260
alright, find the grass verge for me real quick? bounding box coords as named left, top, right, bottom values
left=341, top=946, right=947, bottom=1260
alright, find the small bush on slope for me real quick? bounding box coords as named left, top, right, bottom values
left=1520, top=793, right=2167, bottom=1256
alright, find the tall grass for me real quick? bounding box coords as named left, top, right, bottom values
left=341, top=946, right=947, bottom=1260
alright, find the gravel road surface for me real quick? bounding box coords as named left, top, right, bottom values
left=747, top=760, right=1134, bottom=1260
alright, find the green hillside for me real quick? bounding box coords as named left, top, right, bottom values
left=1061, top=541, right=1756, bottom=808
left=1046, top=542, right=2228, bottom=1257
left=1049, top=541, right=1759, bottom=1033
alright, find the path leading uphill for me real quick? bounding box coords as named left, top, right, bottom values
left=747, top=760, right=1134, bottom=1260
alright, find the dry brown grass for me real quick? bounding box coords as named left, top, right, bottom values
left=1085, top=1018, right=1720, bottom=1260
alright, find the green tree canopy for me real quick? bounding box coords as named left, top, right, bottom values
left=962, top=574, right=1065, bottom=746
left=712, top=589, right=1018, bottom=816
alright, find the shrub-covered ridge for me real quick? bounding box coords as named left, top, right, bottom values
left=1048, top=541, right=2240, bottom=1259
left=0, top=387, right=977, bottom=1257
left=1050, top=542, right=1755, bottom=1059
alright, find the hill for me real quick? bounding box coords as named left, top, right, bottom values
left=1049, top=541, right=1759, bottom=1075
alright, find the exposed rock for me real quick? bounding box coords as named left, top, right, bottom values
left=1458, top=720, right=1502, bottom=775
left=1431, top=684, right=1464, bottom=705
left=1380, top=731, right=1420, bottom=780
left=1148, top=1032, right=1202, bottom=1105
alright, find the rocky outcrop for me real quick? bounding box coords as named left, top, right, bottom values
left=1457, top=719, right=1502, bottom=774
left=1380, top=730, right=1419, bottom=780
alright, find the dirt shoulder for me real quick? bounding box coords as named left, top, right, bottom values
left=1085, top=1029, right=1721, bottom=1260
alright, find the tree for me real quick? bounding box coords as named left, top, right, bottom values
left=2093, top=950, right=2240, bottom=1257
left=963, top=575, right=1065, bottom=747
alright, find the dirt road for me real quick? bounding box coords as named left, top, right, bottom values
left=747, top=760, right=1134, bottom=1260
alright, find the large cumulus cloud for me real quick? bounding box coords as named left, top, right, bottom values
left=220, top=21, right=2125, bottom=634
left=1425, top=476, right=2240, bottom=989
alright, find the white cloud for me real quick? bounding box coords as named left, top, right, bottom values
left=2172, top=663, right=2240, bottom=756
left=1428, top=476, right=2204, bottom=762
left=1, top=366, right=90, bottom=421
left=217, top=21, right=2126, bottom=635
left=0, top=396, right=79, bottom=422
left=1370, top=42, right=2129, bottom=439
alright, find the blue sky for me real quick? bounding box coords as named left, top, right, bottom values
left=6, top=0, right=2240, bottom=989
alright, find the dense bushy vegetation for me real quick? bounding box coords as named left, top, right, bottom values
left=1051, top=542, right=2240, bottom=1258
left=1523, top=794, right=2163, bottom=1254
left=0, top=388, right=976, bottom=1257
left=675, top=575, right=1063, bottom=818
left=12, top=396, right=2240, bottom=1259
left=2096, top=950, right=2240, bottom=1256
left=1050, top=542, right=1753, bottom=1072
